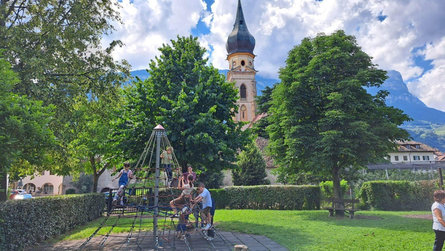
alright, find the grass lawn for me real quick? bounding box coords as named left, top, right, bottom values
left=52, top=210, right=433, bottom=250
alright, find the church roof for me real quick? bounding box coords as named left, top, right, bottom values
left=226, top=0, right=255, bottom=55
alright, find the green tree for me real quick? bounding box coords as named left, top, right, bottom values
left=252, top=85, right=275, bottom=138
left=115, top=36, right=249, bottom=188
left=233, top=140, right=269, bottom=186
left=0, top=0, right=129, bottom=175
left=67, top=94, right=123, bottom=192
left=71, top=173, right=94, bottom=194
left=267, top=31, right=410, bottom=213
left=0, top=57, right=55, bottom=201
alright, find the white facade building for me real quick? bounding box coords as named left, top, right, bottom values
left=388, top=140, right=437, bottom=165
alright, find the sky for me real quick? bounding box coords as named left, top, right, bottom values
left=102, top=0, right=445, bottom=112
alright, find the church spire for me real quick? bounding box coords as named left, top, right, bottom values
left=226, top=0, right=255, bottom=55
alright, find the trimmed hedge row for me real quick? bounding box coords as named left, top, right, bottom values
left=359, top=180, right=438, bottom=210
left=0, top=193, right=104, bottom=250
left=210, top=185, right=320, bottom=210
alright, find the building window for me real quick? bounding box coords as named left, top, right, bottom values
left=241, top=60, right=245, bottom=66
left=413, top=156, right=420, bottom=161
left=415, top=145, right=420, bottom=149
left=403, top=156, right=408, bottom=161
left=232, top=61, right=236, bottom=68
left=423, top=156, right=430, bottom=161
left=24, top=183, right=36, bottom=193
left=240, top=84, right=247, bottom=99
left=43, top=183, right=54, bottom=195
left=240, top=105, right=247, bottom=120
left=394, top=156, right=399, bottom=161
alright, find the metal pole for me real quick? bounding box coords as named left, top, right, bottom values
left=153, top=125, right=164, bottom=249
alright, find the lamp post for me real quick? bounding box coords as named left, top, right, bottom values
left=153, top=124, right=165, bottom=250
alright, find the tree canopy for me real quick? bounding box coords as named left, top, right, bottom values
left=67, top=93, right=123, bottom=192
left=0, top=56, right=55, bottom=200
left=0, top=0, right=129, bottom=176
left=267, top=31, right=410, bottom=206
left=115, top=36, right=249, bottom=188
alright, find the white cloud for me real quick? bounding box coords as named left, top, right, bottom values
left=202, top=0, right=445, bottom=110
left=103, top=0, right=206, bottom=70
left=104, top=0, right=445, bottom=111
left=407, top=37, right=445, bottom=112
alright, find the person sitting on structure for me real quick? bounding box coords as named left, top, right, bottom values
left=160, top=146, right=173, bottom=183
left=169, top=174, right=195, bottom=216
left=112, top=162, right=134, bottom=205
left=192, top=182, right=213, bottom=230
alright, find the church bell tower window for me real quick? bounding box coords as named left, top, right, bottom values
left=240, top=84, right=247, bottom=99
left=241, top=105, right=247, bottom=119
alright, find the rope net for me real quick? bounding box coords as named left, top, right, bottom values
left=78, top=126, right=229, bottom=250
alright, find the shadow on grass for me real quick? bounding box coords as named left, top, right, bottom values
left=298, top=210, right=430, bottom=233
left=216, top=220, right=311, bottom=250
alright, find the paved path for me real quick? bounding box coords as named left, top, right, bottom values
left=31, top=230, right=288, bottom=251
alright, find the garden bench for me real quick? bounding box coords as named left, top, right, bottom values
left=325, top=198, right=359, bottom=219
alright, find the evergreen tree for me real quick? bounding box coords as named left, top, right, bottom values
left=267, top=31, right=410, bottom=212
left=233, top=141, right=269, bottom=186
left=115, top=36, right=249, bottom=188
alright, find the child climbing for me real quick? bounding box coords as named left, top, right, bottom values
left=170, top=174, right=195, bottom=216
left=160, top=146, right=173, bottom=184
left=112, top=162, right=135, bottom=206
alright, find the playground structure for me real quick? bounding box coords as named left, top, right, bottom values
left=78, top=125, right=231, bottom=250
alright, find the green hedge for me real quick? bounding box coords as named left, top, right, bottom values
left=0, top=193, right=103, bottom=250
left=359, top=180, right=438, bottom=210
left=319, top=180, right=348, bottom=199
left=210, top=185, right=320, bottom=210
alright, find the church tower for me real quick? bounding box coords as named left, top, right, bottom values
left=226, top=0, right=257, bottom=122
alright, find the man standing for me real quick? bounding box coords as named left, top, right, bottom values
left=193, top=182, right=212, bottom=230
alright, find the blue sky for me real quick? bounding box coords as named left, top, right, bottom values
left=103, top=0, right=445, bottom=112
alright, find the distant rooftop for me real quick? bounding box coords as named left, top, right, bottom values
left=395, top=140, right=437, bottom=152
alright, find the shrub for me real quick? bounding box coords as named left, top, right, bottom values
left=233, top=141, right=270, bottom=186
left=65, top=188, right=76, bottom=194
left=210, top=185, right=320, bottom=210
left=0, top=193, right=103, bottom=250
left=359, top=180, right=438, bottom=210
left=319, top=180, right=349, bottom=199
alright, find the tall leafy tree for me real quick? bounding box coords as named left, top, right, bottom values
left=233, top=140, right=269, bottom=186
left=0, top=57, right=55, bottom=201
left=115, top=36, right=249, bottom=188
left=252, top=85, right=275, bottom=138
left=0, top=0, right=129, bottom=175
left=267, top=31, right=410, bottom=212
left=67, top=93, right=123, bottom=192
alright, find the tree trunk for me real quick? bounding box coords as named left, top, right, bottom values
left=0, top=168, right=7, bottom=201
left=92, top=172, right=99, bottom=193
left=332, top=166, right=344, bottom=216
left=90, top=156, right=108, bottom=193
left=90, top=156, right=98, bottom=193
